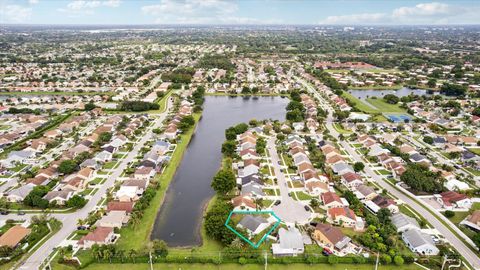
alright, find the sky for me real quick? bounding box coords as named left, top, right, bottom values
left=1, top=0, right=479, bottom=25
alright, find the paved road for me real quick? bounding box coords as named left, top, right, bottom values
left=17, top=98, right=173, bottom=270
left=267, top=137, right=311, bottom=224
left=298, top=77, right=480, bottom=269
left=404, top=134, right=480, bottom=185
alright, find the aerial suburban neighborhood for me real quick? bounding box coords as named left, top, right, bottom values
left=1, top=1, right=480, bottom=270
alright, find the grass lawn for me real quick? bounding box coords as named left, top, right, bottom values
left=78, top=263, right=423, bottom=270
left=103, top=161, right=118, bottom=169
left=89, top=177, right=104, bottom=185
left=115, top=113, right=201, bottom=251
left=294, top=191, right=314, bottom=201
left=341, top=92, right=379, bottom=114
left=466, top=168, right=480, bottom=176
left=264, top=189, right=279, bottom=196
left=467, top=148, right=480, bottom=156
left=377, top=169, right=391, bottom=175
left=153, top=90, right=173, bottom=113
left=0, top=125, right=10, bottom=130
left=447, top=211, right=470, bottom=225
left=333, top=123, right=351, bottom=134
left=366, top=98, right=406, bottom=113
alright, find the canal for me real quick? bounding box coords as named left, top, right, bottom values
left=151, top=95, right=288, bottom=246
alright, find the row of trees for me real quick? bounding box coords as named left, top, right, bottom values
left=286, top=90, right=305, bottom=122
left=119, top=101, right=159, bottom=112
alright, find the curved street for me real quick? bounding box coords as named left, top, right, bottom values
left=267, top=137, right=311, bottom=224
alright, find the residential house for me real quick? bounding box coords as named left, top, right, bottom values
left=460, top=210, right=480, bottom=231
left=271, top=227, right=304, bottom=256
left=77, top=226, right=116, bottom=249
left=237, top=215, right=270, bottom=236
left=0, top=225, right=31, bottom=248
left=96, top=211, right=129, bottom=228
left=43, top=189, right=74, bottom=206
left=321, top=192, right=344, bottom=209
left=328, top=207, right=357, bottom=228
left=402, top=229, right=439, bottom=255
left=436, top=191, right=472, bottom=209
left=313, top=223, right=351, bottom=251
left=391, top=213, right=420, bottom=233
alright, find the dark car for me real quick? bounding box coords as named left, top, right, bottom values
left=322, top=248, right=333, bottom=256
left=304, top=205, right=311, bottom=211
left=0, top=210, right=9, bottom=215
left=274, top=200, right=281, bottom=206
left=17, top=211, right=25, bottom=216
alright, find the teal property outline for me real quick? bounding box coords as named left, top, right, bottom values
left=224, top=210, right=281, bottom=249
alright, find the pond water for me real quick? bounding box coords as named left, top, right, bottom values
left=348, top=87, right=432, bottom=99
left=150, top=95, right=288, bottom=247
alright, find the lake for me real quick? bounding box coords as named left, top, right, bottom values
left=348, top=87, right=432, bottom=99
left=150, top=95, right=288, bottom=247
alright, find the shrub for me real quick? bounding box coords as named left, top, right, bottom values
left=238, top=257, right=247, bottom=265
left=394, top=255, right=404, bottom=265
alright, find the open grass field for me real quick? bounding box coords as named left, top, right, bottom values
left=115, top=113, right=201, bottom=250
left=77, top=263, right=424, bottom=270
left=341, top=92, right=379, bottom=114
left=366, top=98, right=407, bottom=113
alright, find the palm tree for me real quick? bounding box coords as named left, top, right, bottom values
left=117, top=250, right=125, bottom=263
left=92, top=245, right=101, bottom=262
left=254, top=197, right=263, bottom=211
left=103, top=249, right=112, bottom=263
left=128, top=249, right=137, bottom=263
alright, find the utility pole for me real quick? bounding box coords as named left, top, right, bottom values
left=149, top=251, right=153, bottom=270
left=264, top=251, right=268, bottom=270
left=375, top=252, right=379, bottom=270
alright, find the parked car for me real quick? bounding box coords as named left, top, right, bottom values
left=322, top=248, right=333, bottom=256
left=274, top=200, right=281, bottom=206
left=304, top=205, right=311, bottom=211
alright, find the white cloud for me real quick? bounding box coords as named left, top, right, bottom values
left=392, top=2, right=455, bottom=18
left=320, top=13, right=388, bottom=25
left=0, top=4, right=32, bottom=23
left=141, top=0, right=276, bottom=24
left=319, top=2, right=479, bottom=25
left=28, top=0, right=39, bottom=4
left=58, top=0, right=121, bottom=16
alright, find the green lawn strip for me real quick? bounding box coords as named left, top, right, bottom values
left=79, top=263, right=422, bottom=270
left=293, top=191, right=314, bottom=201
left=467, top=148, right=480, bottom=156
left=333, top=123, right=351, bottom=134
left=341, top=92, right=379, bottom=114
left=154, top=90, right=173, bottom=113
left=365, top=98, right=406, bottom=113
left=103, top=161, right=118, bottom=169
left=0, top=91, right=114, bottom=96
left=115, top=113, right=201, bottom=250
left=466, top=168, right=480, bottom=176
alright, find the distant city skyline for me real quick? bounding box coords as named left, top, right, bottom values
left=1, top=0, right=480, bottom=25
